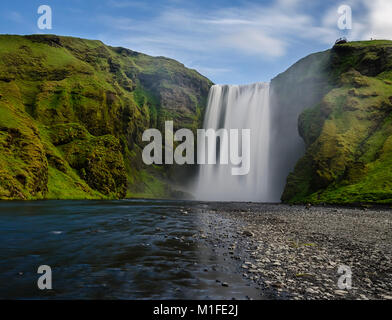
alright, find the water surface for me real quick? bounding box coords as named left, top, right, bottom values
left=0, top=199, right=260, bottom=299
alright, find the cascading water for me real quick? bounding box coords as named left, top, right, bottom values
left=196, top=82, right=271, bottom=202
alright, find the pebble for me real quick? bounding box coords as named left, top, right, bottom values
left=306, top=288, right=318, bottom=294
left=242, top=230, right=254, bottom=237
left=195, top=202, right=392, bottom=300
left=334, top=290, right=348, bottom=296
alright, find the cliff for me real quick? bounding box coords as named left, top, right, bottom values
left=0, top=35, right=212, bottom=200
left=272, top=40, right=392, bottom=204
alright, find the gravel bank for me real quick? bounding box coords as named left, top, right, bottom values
left=194, top=203, right=392, bottom=300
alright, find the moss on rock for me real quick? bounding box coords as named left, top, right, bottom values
left=278, top=40, right=392, bottom=204
left=0, top=34, right=212, bottom=200
left=60, top=134, right=127, bottom=198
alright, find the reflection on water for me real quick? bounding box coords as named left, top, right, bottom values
left=0, top=199, right=260, bottom=299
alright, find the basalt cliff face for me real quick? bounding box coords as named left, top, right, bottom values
left=273, top=40, right=392, bottom=204
left=0, top=35, right=212, bottom=200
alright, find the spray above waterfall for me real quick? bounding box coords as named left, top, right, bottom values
left=196, top=83, right=271, bottom=202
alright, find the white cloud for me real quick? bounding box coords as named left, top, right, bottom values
left=100, top=2, right=326, bottom=58
left=362, top=0, right=392, bottom=40
left=319, top=0, right=392, bottom=42
left=98, top=0, right=392, bottom=81
left=220, top=29, right=287, bottom=57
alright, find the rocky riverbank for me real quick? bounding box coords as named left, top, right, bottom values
left=193, top=203, right=392, bottom=300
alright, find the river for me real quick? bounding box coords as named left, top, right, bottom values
left=0, top=199, right=261, bottom=299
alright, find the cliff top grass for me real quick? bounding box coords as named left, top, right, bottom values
left=336, top=39, right=392, bottom=47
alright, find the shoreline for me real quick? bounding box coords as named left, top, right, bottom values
left=3, top=196, right=392, bottom=209
left=0, top=200, right=391, bottom=299
left=194, top=203, right=392, bottom=300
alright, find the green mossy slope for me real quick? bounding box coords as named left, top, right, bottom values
left=278, top=40, right=392, bottom=204
left=0, top=34, right=212, bottom=200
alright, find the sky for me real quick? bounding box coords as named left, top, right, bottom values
left=0, top=0, right=391, bottom=84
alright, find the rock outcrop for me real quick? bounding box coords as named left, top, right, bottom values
left=272, top=40, right=392, bottom=204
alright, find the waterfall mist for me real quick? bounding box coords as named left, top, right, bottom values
left=194, top=51, right=330, bottom=203
left=267, top=85, right=306, bottom=202
left=267, top=52, right=331, bottom=202
left=195, top=83, right=271, bottom=202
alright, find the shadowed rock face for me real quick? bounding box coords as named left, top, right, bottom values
left=0, top=34, right=212, bottom=200
left=269, top=50, right=331, bottom=202
left=272, top=40, right=392, bottom=204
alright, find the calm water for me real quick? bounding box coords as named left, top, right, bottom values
left=0, top=199, right=260, bottom=299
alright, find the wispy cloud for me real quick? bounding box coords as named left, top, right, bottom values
left=98, top=15, right=134, bottom=31
left=3, top=0, right=392, bottom=84
left=98, top=0, right=392, bottom=81
left=100, top=1, right=345, bottom=59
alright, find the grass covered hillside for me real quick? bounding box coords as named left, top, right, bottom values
left=276, top=40, right=392, bottom=204
left=0, top=34, right=212, bottom=200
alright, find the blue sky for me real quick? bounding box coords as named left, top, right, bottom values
left=0, top=0, right=390, bottom=84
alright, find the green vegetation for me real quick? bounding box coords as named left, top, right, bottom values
left=279, top=40, right=392, bottom=204
left=0, top=34, right=212, bottom=200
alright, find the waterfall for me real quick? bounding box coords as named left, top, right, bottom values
left=195, top=82, right=271, bottom=202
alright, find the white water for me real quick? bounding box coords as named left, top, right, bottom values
left=196, top=82, right=271, bottom=202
